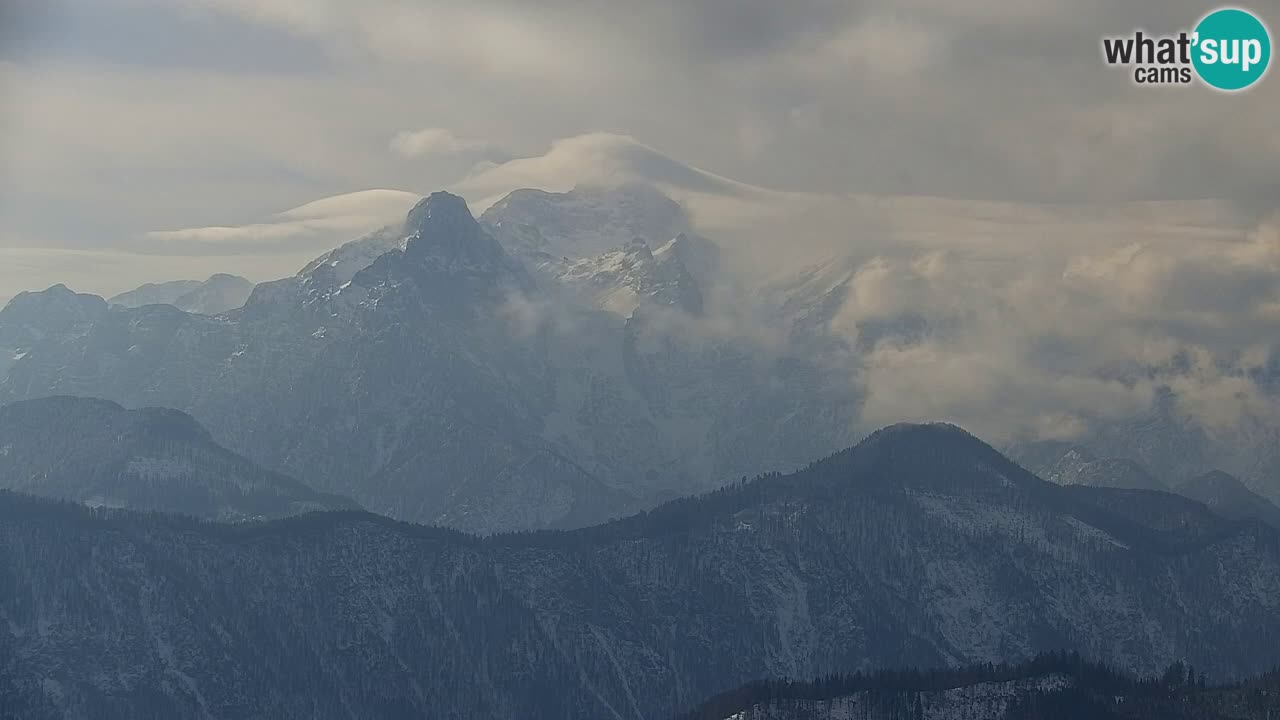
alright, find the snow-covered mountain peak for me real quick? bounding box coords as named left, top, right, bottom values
left=1041, top=446, right=1167, bottom=491
left=300, top=225, right=406, bottom=285
left=481, top=182, right=689, bottom=260
left=550, top=236, right=703, bottom=315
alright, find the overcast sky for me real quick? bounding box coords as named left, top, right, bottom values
left=0, top=0, right=1277, bottom=300
left=1, top=0, right=1279, bottom=456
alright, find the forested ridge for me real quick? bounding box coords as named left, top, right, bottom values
left=2, top=424, right=1279, bottom=719
left=680, top=652, right=1280, bottom=719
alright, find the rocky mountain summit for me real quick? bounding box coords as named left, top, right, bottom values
left=1018, top=443, right=1167, bottom=492
left=537, top=236, right=705, bottom=315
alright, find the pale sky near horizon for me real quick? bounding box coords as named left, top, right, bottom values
left=0, top=0, right=1277, bottom=300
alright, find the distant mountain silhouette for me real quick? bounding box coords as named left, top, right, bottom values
left=0, top=396, right=356, bottom=519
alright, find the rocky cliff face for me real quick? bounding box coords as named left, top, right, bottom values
left=1017, top=444, right=1167, bottom=492
left=534, top=237, right=705, bottom=315
left=2, top=425, right=1278, bottom=720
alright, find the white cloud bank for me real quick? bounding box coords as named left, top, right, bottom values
left=389, top=128, right=505, bottom=161
left=141, top=189, right=420, bottom=252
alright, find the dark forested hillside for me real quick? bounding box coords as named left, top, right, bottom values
left=0, top=396, right=357, bottom=520
left=2, top=423, right=1279, bottom=719
left=678, top=652, right=1280, bottom=720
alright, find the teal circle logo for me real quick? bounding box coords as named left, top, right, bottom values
left=1192, top=8, right=1271, bottom=90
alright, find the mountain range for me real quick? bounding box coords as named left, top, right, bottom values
left=1176, top=471, right=1280, bottom=529
left=1012, top=442, right=1280, bottom=529
left=1054, top=392, right=1280, bottom=510
left=0, top=186, right=857, bottom=533
left=107, top=274, right=255, bottom=316
left=0, top=396, right=356, bottom=520
left=2, top=424, right=1279, bottom=719
left=1013, top=444, right=1167, bottom=492
left=3, top=181, right=1279, bottom=537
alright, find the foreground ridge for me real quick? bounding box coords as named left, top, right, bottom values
left=678, top=651, right=1280, bottom=720
left=2, top=423, right=1280, bottom=719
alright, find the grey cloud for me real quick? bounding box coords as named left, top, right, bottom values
left=7, top=0, right=1278, bottom=216
left=0, top=0, right=332, bottom=72
left=2, top=0, right=1279, bottom=452
left=131, top=189, right=419, bottom=256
